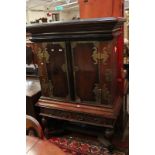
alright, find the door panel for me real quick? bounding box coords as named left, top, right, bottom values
left=34, top=42, right=69, bottom=99
left=71, top=42, right=99, bottom=103
left=46, top=42, right=69, bottom=99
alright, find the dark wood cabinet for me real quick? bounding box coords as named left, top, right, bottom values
left=26, top=17, right=125, bottom=135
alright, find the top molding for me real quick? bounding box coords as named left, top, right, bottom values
left=26, top=17, right=125, bottom=41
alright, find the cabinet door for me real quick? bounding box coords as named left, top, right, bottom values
left=71, top=41, right=118, bottom=106
left=71, top=41, right=99, bottom=104
left=34, top=42, right=69, bottom=100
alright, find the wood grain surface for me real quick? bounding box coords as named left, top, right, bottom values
left=26, top=136, right=65, bottom=155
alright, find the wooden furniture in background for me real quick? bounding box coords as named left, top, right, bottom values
left=26, top=17, right=125, bottom=138
left=26, top=77, right=41, bottom=119
left=26, top=115, right=44, bottom=139
left=26, top=43, right=39, bottom=77
left=78, top=0, right=123, bottom=18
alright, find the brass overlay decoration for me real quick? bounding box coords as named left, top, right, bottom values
left=37, top=47, right=50, bottom=63
left=102, top=84, right=112, bottom=104
left=92, top=47, right=109, bottom=65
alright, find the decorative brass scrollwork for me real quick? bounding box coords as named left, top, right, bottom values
left=102, top=84, right=112, bottom=104
left=102, top=47, right=109, bottom=63
left=93, top=83, right=112, bottom=104
left=37, top=47, right=49, bottom=63
left=92, top=46, right=109, bottom=65
left=91, top=47, right=98, bottom=64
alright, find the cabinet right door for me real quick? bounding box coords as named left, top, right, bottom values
left=71, top=40, right=118, bottom=107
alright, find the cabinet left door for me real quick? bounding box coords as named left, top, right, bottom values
left=34, top=42, right=70, bottom=101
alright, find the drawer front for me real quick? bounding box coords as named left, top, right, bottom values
left=39, top=107, right=115, bottom=128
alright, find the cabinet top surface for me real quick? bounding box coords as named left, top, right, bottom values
left=26, top=17, right=125, bottom=35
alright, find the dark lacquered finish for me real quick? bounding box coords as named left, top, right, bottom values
left=26, top=18, right=124, bottom=132
left=26, top=17, right=124, bottom=42
left=46, top=42, right=69, bottom=98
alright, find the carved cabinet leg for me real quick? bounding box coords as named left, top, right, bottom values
left=41, top=117, right=47, bottom=127
left=98, top=128, right=114, bottom=153
left=41, top=117, right=50, bottom=138
left=104, top=128, right=114, bottom=139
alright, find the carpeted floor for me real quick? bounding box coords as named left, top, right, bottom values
left=47, top=115, right=129, bottom=155
left=49, top=136, right=110, bottom=155
left=49, top=133, right=127, bottom=155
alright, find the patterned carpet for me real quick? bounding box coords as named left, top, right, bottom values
left=47, top=115, right=129, bottom=155
left=49, top=134, right=126, bottom=155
